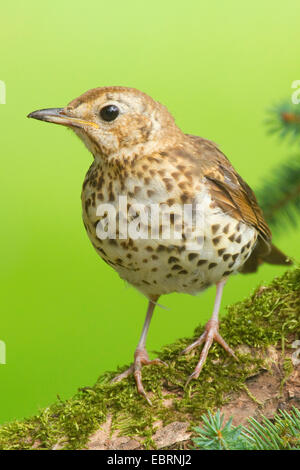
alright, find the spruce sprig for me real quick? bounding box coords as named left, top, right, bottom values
left=192, top=410, right=249, bottom=450
left=192, top=407, right=300, bottom=450
left=257, top=156, right=300, bottom=231
left=255, top=99, right=300, bottom=230
left=266, top=101, right=300, bottom=143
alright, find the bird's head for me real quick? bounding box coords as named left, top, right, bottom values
left=28, top=86, right=181, bottom=161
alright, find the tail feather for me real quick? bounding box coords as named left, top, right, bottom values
left=240, top=242, right=292, bottom=274
left=263, top=244, right=292, bottom=266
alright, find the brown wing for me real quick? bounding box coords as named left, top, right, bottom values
left=188, top=135, right=271, bottom=242
left=186, top=135, right=291, bottom=272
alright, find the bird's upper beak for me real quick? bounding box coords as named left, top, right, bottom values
left=27, top=108, right=99, bottom=129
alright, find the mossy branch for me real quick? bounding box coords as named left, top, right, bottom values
left=0, top=268, right=299, bottom=450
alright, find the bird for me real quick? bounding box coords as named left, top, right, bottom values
left=28, top=86, right=292, bottom=405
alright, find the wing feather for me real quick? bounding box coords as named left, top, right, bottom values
left=188, top=135, right=272, bottom=245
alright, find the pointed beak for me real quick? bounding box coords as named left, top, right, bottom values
left=27, top=108, right=99, bottom=129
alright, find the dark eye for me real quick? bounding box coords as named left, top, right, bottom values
left=99, top=104, right=119, bottom=122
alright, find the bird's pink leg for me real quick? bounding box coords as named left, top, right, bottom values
left=182, top=281, right=237, bottom=385
left=111, top=297, right=167, bottom=405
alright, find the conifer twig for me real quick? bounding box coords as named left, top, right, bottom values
left=192, top=407, right=300, bottom=450
left=256, top=100, right=300, bottom=231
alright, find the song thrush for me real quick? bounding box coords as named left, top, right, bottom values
left=28, top=87, right=291, bottom=404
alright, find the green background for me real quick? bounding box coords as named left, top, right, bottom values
left=1, top=0, right=299, bottom=424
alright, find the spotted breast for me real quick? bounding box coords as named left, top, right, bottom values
left=81, top=138, right=259, bottom=298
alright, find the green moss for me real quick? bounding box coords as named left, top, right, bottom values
left=0, top=268, right=299, bottom=450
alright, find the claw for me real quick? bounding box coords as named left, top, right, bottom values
left=181, top=331, right=206, bottom=355
left=111, top=365, right=134, bottom=383
left=111, top=348, right=168, bottom=405
left=183, top=319, right=237, bottom=386
left=111, top=298, right=168, bottom=404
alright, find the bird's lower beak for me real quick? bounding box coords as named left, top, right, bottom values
left=27, top=108, right=99, bottom=129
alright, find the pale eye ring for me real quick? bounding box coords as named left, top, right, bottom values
left=99, top=104, right=119, bottom=122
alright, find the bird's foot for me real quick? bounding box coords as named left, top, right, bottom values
left=182, top=319, right=237, bottom=386
left=111, top=348, right=167, bottom=405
